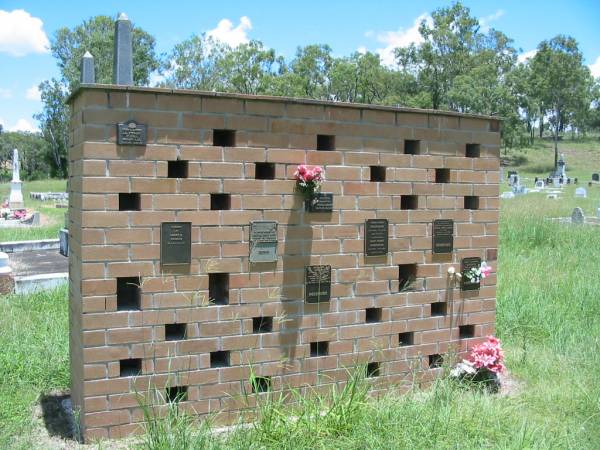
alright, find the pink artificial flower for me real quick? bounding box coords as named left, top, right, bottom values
left=468, top=335, right=505, bottom=373
left=480, top=262, right=492, bottom=279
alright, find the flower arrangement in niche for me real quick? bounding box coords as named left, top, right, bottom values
left=451, top=335, right=505, bottom=392
left=447, top=261, right=492, bottom=285
left=294, top=164, right=323, bottom=200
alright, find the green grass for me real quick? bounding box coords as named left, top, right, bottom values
left=0, top=179, right=67, bottom=241
left=1, top=176, right=600, bottom=448
left=0, top=285, right=69, bottom=449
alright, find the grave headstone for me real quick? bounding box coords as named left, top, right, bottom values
left=9, top=148, right=24, bottom=209
left=305, top=193, right=333, bottom=212
left=535, top=180, right=544, bottom=189
left=500, top=192, right=515, bottom=199
left=593, top=173, right=599, bottom=182
left=571, top=207, right=584, bottom=224
left=575, top=187, right=587, bottom=198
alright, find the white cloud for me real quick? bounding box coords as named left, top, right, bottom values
left=0, top=88, right=11, bottom=99
left=206, top=16, right=252, bottom=48
left=371, top=13, right=432, bottom=66
left=0, top=118, right=39, bottom=133
left=25, top=84, right=41, bottom=101
left=518, top=49, right=537, bottom=63
left=0, top=9, right=49, bottom=56
left=479, top=9, right=504, bottom=32
left=356, top=46, right=367, bottom=55
left=589, top=56, right=600, bottom=78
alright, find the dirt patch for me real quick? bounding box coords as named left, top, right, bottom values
left=25, top=391, right=137, bottom=449
left=498, top=369, right=525, bottom=397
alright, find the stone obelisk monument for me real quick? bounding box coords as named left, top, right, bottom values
left=8, top=148, right=24, bottom=209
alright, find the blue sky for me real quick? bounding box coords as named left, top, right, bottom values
left=1, top=0, right=599, bottom=132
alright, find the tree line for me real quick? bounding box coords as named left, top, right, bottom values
left=2, top=2, right=599, bottom=180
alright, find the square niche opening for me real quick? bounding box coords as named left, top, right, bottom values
left=429, top=354, right=444, bottom=369
left=398, top=332, right=414, bottom=347
left=255, top=162, right=276, bottom=180
left=168, top=160, right=188, bottom=178
left=466, top=143, right=481, bottom=158
left=166, top=386, right=188, bottom=403
left=213, top=129, right=236, bottom=147
left=119, top=193, right=141, bottom=211
left=401, top=195, right=418, bottom=210
left=431, top=302, right=447, bottom=317
left=210, top=351, right=230, bottom=368
left=370, top=166, right=386, bottom=182
left=210, top=193, right=231, bottom=210
left=310, top=341, right=329, bottom=357
left=116, top=276, right=141, bottom=311
left=366, top=362, right=380, bottom=378
left=459, top=324, right=475, bottom=339
left=251, top=376, right=272, bottom=393
left=165, top=323, right=187, bottom=341
left=435, top=168, right=450, bottom=183
left=209, top=273, right=229, bottom=305
left=464, top=196, right=480, bottom=210
left=119, top=358, right=141, bottom=377
left=317, top=134, right=335, bottom=151
left=365, top=307, right=382, bottom=323
left=399, top=264, right=417, bottom=291
left=253, top=316, right=273, bottom=333
left=404, top=139, right=421, bottom=155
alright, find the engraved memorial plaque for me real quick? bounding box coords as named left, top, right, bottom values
left=249, top=221, right=278, bottom=263
left=432, top=219, right=454, bottom=254
left=305, top=265, right=331, bottom=303
left=160, top=222, right=191, bottom=265
left=461, top=257, right=481, bottom=291
left=365, top=219, right=388, bottom=256
left=117, top=120, right=147, bottom=146
left=305, top=193, right=333, bottom=212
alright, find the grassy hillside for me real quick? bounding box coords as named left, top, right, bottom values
left=503, top=135, right=600, bottom=181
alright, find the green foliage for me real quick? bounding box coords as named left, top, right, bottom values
left=52, top=15, right=159, bottom=89
left=0, top=131, right=50, bottom=182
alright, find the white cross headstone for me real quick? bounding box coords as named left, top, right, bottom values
left=8, top=148, right=24, bottom=209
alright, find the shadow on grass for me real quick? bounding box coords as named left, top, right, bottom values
left=39, top=392, right=75, bottom=440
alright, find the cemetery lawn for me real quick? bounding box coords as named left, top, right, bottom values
left=0, top=179, right=600, bottom=448
left=0, top=179, right=67, bottom=242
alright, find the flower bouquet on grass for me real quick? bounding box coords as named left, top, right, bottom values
left=451, top=335, right=505, bottom=392
left=294, top=164, right=324, bottom=204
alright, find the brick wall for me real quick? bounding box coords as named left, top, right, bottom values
left=68, top=85, right=500, bottom=440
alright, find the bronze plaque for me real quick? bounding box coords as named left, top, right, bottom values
left=365, top=219, right=388, bottom=256
left=249, top=221, right=278, bottom=263
left=161, top=222, right=191, bottom=265
left=461, top=257, right=481, bottom=291
left=117, top=120, right=147, bottom=145
left=305, top=193, right=333, bottom=212
left=432, top=219, right=454, bottom=254
left=305, top=265, right=331, bottom=303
